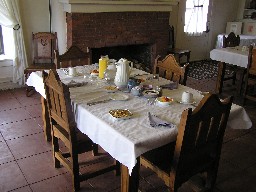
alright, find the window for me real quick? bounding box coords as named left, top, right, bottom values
left=184, top=0, right=210, bottom=36
left=0, top=25, right=14, bottom=59
left=0, top=26, right=4, bottom=55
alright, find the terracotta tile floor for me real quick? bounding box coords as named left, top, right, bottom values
left=0, top=86, right=256, bottom=192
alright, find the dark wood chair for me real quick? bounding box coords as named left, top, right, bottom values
left=167, top=26, right=191, bottom=65
left=24, top=32, right=58, bottom=96
left=54, top=45, right=91, bottom=68
left=154, top=54, right=189, bottom=85
left=43, top=70, right=120, bottom=191
left=221, top=32, right=241, bottom=92
left=243, top=45, right=256, bottom=105
left=140, top=93, right=233, bottom=192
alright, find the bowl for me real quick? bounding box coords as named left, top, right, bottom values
left=156, top=96, right=174, bottom=106
left=142, top=90, right=159, bottom=98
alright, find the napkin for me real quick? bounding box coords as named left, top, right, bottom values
left=160, top=82, right=178, bottom=90
left=148, top=112, right=175, bottom=128
left=66, top=80, right=88, bottom=88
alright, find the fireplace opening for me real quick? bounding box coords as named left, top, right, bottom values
left=91, top=44, right=154, bottom=72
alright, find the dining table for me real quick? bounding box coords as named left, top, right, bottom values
left=26, top=65, right=252, bottom=192
left=210, top=46, right=249, bottom=94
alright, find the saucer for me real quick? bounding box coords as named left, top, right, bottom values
left=178, top=100, right=196, bottom=105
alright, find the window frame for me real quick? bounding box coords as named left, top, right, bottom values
left=0, top=26, right=4, bottom=55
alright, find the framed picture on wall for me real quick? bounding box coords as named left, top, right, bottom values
left=226, top=22, right=242, bottom=35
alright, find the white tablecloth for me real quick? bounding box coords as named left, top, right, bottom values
left=210, top=47, right=248, bottom=68
left=216, top=34, right=256, bottom=48
left=26, top=66, right=252, bottom=175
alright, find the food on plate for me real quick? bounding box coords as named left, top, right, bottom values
left=104, top=85, right=117, bottom=91
left=109, top=109, right=132, bottom=119
left=90, top=69, right=99, bottom=75
left=158, top=96, right=174, bottom=102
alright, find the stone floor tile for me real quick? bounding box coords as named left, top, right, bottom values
left=29, top=173, right=74, bottom=192
left=0, top=108, right=32, bottom=125
left=11, top=186, right=32, bottom=192
left=0, top=141, right=15, bottom=164
left=24, top=104, right=42, bottom=118
left=17, top=151, right=67, bottom=184
left=6, top=132, right=51, bottom=159
left=0, top=161, right=28, bottom=191
left=0, top=118, right=42, bottom=140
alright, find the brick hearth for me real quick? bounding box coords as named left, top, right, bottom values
left=66, top=12, right=170, bottom=70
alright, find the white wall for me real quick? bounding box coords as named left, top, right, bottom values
left=171, top=0, right=240, bottom=61
left=19, top=0, right=50, bottom=65
left=51, top=1, right=67, bottom=54
left=17, top=0, right=242, bottom=63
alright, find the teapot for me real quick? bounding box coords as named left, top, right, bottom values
left=114, top=58, right=131, bottom=88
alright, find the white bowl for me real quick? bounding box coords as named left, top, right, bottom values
left=156, top=96, right=174, bottom=106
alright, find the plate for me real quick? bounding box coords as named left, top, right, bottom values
left=178, top=100, right=197, bottom=105
left=142, top=90, right=159, bottom=98
left=156, top=96, right=174, bottom=106
left=109, top=109, right=133, bottom=120
left=104, top=85, right=118, bottom=93
left=67, top=72, right=83, bottom=77
left=110, top=93, right=129, bottom=101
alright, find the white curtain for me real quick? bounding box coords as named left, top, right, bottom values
left=0, top=0, right=28, bottom=85
left=184, top=0, right=209, bottom=36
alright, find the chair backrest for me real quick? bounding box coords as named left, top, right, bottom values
left=248, top=45, right=256, bottom=75
left=168, top=25, right=175, bottom=49
left=55, top=45, right=90, bottom=68
left=154, top=54, right=189, bottom=85
left=223, top=32, right=240, bottom=48
left=171, top=94, right=233, bottom=190
left=43, top=70, right=77, bottom=146
left=32, top=32, right=58, bottom=64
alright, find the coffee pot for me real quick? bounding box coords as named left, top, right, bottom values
left=114, top=58, right=131, bottom=88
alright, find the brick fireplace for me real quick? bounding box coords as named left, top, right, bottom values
left=66, top=12, right=170, bottom=71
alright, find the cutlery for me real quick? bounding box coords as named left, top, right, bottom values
left=87, top=98, right=112, bottom=106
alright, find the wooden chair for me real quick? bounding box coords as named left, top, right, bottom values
left=243, top=45, right=256, bottom=105
left=43, top=70, right=120, bottom=191
left=140, top=93, right=233, bottom=192
left=54, top=45, right=90, bottom=68
left=24, top=32, right=58, bottom=96
left=167, top=26, right=191, bottom=65
left=221, top=32, right=241, bottom=90
left=154, top=54, right=189, bottom=85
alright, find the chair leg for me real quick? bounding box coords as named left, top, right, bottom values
left=92, top=144, right=98, bottom=156
left=52, top=136, right=61, bottom=168
left=26, top=86, right=35, bottom=97
left=72, top=154, right=80, bottom=191
left=115, top=160, right=121, bottom=176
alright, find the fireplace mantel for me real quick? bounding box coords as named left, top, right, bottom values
left=59, top=0, right=178, bottom=13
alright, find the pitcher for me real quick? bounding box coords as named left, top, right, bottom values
left=114, top=58, right=131, bottom=88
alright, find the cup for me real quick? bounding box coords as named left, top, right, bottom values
left=181, top=91, right=193, bottom=103
left=242, top=46, right=247, bottom=52
left=68, top=67, right=77, bottom=76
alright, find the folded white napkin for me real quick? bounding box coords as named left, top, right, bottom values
left=66, top=80, right=88, bottom=88
left=148, top=112, right=175, bottom=128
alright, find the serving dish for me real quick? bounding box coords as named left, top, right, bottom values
left=109, top=109, right=133, bottom=120
left=110, top=93, right=129, bottom=101
left=104, top=85, right=118, bottom=93
left=156, top=96, right=174, bottom=106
